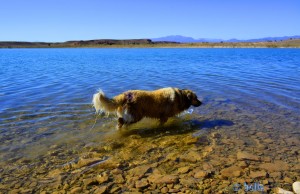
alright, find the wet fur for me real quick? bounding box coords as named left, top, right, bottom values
left=92, top=87, right=202, bottom=129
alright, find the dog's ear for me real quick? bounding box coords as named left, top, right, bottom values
left=182, top=89, right=192, bottom=101
left=186, top=92, right=193, bottom=101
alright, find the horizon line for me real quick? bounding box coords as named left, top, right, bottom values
left=1, top=34, right=300, bottom=43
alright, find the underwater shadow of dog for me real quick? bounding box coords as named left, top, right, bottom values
left=118, top=118, right=234, bottom=138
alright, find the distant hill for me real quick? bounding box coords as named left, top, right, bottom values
left=152, top=35, right=300, bottom=43
left=152, top=35, right=222, bottom=43
left=0, top=39, right=156, bottom=48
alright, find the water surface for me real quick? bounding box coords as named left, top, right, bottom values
left=0, top=48, right=299, bottom=192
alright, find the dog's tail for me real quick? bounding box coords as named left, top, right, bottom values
left=92, top=90, right=118, bottom=114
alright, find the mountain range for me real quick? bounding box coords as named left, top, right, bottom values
left=151, top=35, right=300, bottom=43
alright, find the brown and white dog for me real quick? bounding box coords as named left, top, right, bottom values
left=92, top=87, right=202, bottom=129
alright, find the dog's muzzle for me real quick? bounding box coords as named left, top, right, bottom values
left=193, top=100, right=202, bottom=107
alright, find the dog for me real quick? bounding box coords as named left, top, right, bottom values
left=92, top=87, right=202, bottom=129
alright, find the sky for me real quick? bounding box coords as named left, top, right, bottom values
left=1, top=0, right=300, bottom=42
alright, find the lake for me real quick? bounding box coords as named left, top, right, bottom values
left=0, top=48, right=299, bottom=193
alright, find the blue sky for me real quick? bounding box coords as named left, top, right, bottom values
left=1, top=0, right=300, bottom=41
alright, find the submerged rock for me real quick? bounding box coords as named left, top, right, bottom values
left=181, top=150, right=202, bottom=163
left=72, top=157, right=104, bottom=169
left=259, top=161, right=289, bottom=172
left=249, top=170, right=267, bottom=179
left=237, top=161, right=248, bottom=168
left=148, top=174, right=178, bottom=184
left=194, top=170, right=209, bottom=179
left=179, top=177, right=198, bottom=187
left=128, top=165, right=152, bottom=179
left=220, top=166, right=242, bottom=179
left=47, top=169, right=63, bottom=178
left=237, top=151, right=260, bottom=161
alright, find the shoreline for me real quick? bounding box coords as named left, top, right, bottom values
left=1, top=39, right=300, bottom=48
left=2, top=46, right=300, bottom=49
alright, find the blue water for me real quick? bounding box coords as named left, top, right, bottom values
left=0, top=48, right=300, bottom=161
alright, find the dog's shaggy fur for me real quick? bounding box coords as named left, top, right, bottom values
left=92, top=87, right=202, bottom=129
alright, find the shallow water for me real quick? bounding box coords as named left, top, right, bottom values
left=0, top=48, right=300, bottom=192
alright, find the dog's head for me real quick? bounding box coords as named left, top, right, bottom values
left=182, top=89, right=202, bottom=107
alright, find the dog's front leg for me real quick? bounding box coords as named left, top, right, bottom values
left=159, top=117, right=168, bottom=126
left=117, top=117, right=124, bottom=130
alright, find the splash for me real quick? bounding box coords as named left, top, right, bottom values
left=179, top=108, right=194, bottom=117
left=186, top=108, right=194, bottom=114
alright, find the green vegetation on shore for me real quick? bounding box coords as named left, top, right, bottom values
left=1, top=38, right=300, bottom=48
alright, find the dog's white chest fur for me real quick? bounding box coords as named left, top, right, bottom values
left=162, top=87, right=176, bottom=102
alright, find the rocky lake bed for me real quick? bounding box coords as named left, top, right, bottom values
left=1, top=100, right=299, bottom=194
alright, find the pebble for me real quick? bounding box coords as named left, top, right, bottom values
left=70, top=187, right=82, bottom=194
left=262, top=180, right=269, bottom=185
left=161, top=187, right=169, bottom=193
left=169, top=188, right=179, bottom=192
left=194, top=170, right=208, bottom=179
left=96, top=173, right=109, bottom=184
left=47, top=169, right=63, bottom=177
left=293, top=182, right=300, bottom=194
left=128, top=165, right=152, bottom=179
left=177, top=166, right=190, bottom=174
left=114, top=174, right=125, bottom=184
left=111, top=168, right=123, bottom=175
left=135, top=179, right=149, bottom=189
left=269, top=171, right=282, bottom=178
left=184, top=136, right=199, bottom=145
left=94, top=186, right=107, bottom=194
left=275, top=187, right=294, bottom=194
left=83, top=178, right=98, bottom=187
left=212, top=133, right=222, bottom=139
left=110, top=186, right=121, bottom=193
left=283, top=177, right=294, bottom=184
